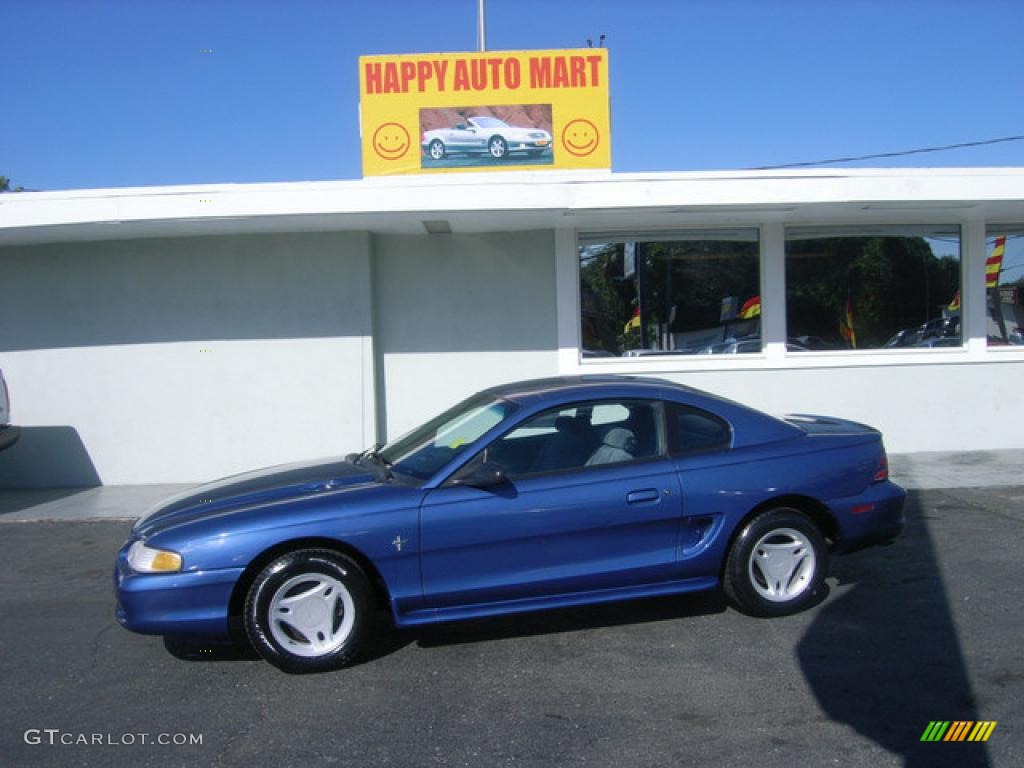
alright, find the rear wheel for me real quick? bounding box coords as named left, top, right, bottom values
left=245, top=549, right=371, bottom=673
left=723, top=508, right=827, bottom=617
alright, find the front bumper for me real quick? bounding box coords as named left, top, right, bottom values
left=832, top=480, right=907, bottom=554
left=510, top=139, right=551, bottom=151
left=114, top=539, right=244, bottom=637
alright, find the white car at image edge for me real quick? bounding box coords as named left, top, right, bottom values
left=421, top=116, right=552, bottom=161
left=0, top=368, right=19, bottom=451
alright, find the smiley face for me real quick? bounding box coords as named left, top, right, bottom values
left=561, top=119, right=600, bottom=157
left=372, top=122, right=411, bottom=160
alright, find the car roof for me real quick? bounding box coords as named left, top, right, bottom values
left=480, top=375, right=750, bottom=414
left=479, top=376, right=804, bottom=447
left=480, top=375, right=689, bottom=401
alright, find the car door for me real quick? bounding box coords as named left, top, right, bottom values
left=665, top=402, right=737, bottom=575
left=418, top=399, right=685, bottom=609
left=447, top=123, right=479, bottom=152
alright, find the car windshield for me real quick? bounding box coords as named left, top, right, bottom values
left=470, top=117, right=506, bottom=128
left=378, top=394, right=517, bottom=480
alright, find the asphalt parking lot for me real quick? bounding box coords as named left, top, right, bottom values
left=0, top=486, right=1020, bottom=768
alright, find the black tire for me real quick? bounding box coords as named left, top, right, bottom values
left=245, top=549, right=371, bottom=673
left=427, top=139, right=445, bottom=160
left=723, top=508, right=828, bottom=617
left=488, top=135, right=508, bottom=159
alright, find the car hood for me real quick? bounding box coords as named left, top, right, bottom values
left=133, top=457, right=379, bottom=537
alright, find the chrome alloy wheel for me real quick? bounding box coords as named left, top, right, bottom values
left=488, top=136, right=507, bottom=158
left=747, top=527, right=817, bottom=602
left=268, top=573, right=355, bottom=658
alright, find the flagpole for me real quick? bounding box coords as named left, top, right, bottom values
left=477, top=0, right=486, bottom=52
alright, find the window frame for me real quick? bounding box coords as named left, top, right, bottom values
left=380, top=394, right=519, bottom=481
left=665, top=402, right=733, bottom=457
left=445, top=397, right=670, bottom=484
left=984, top=225, right=1024, bottom=351
left=782, top=223, right=965, bottom=354
left=562, top=220, right=1024, bottom=376
left=577, top=228, right=765, bottom=361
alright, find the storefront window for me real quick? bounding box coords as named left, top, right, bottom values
left=785, top=226, right=961, bottom=351
left=985, top=226, right=1024, bottom=347
left=579, top=230, right=761, bottom=358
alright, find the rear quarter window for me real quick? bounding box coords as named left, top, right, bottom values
left=668, top=403, right=731, bottom=455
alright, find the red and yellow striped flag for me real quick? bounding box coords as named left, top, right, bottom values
left=986, top=236, right=1005, bottom=288
left=623, top=306, right=640, bottom=334
left=739, top=296, right=761, bottom=319
left=839, top=297, right=857, bottom=348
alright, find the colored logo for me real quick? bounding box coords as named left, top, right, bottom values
left=560, top=118, right=599, bottom=157
left=920, top=721, right=997, bottom=742
left=372, top=122, right=411, bottom=160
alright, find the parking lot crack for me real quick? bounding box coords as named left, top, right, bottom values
left=88, top=622, right=113, bottom=669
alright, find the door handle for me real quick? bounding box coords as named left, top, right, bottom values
left=626, top=489, right=660, bottom=504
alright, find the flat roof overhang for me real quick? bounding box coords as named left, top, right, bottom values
left=1, top=167, right=1023, bottom=247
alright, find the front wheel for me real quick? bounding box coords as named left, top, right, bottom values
left=245, top=549, right=371, bottom=673
left=723, top=508, right=828, bottom=617
left=427, top=139, right=445, bottom=160
left=488, top=135, right=508, bottom=159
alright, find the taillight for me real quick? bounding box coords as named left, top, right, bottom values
left=873, top=454, right=889, bottom=483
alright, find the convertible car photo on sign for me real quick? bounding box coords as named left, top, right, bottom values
left=115, top=377, right=905, bottom=673
left=420, top=114, right=553, bottom=165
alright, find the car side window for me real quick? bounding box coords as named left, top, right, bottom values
left=477, top=399, right=664, bottom=479
left=668, top=403, right=731, bottom=455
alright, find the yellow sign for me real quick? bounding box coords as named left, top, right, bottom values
left=359, top=48, right=610, bottom=176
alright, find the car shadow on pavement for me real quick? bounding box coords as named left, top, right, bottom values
left=164, top=592, right=729, bottom=669
left=797, top=491, right=990, bottom=768
left=163, top=634, right=262, bottom=662
left=163, top=610, right=419, bottom=666
left=408, top=589, right=728, bottom=649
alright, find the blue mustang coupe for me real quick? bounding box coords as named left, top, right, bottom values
left=116, top=376, right=905, bottom=672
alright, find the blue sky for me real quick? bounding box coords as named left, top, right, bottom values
left=1, top=0, right=1023, bottom=191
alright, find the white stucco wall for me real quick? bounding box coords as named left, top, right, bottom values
left=371, top=231, right=560, bottom=440
left=1, top=194, right=1022, bottom=487
left=0, top=232, right=375, bottom=486
left=610, top=361, right=1024, bottom=454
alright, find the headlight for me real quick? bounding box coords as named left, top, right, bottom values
left=127, top=540, right=183, bottom=573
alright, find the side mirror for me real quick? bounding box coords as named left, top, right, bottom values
left=455, top=123, right=466, bottom=130
left=451, top=461, right=507, bottom=489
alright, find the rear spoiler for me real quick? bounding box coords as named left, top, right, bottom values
left=782, top=414, right=881, bottom=436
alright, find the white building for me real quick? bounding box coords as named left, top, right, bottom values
left=0, top=167, right=1021, bottom=486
